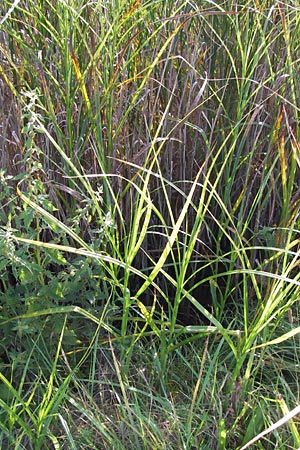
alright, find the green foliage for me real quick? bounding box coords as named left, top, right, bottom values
left=0, top=160, right=114, bottom=370
left=1, top=0, right=300, bottom=448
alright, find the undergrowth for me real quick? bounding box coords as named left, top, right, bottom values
left=1, top=0, right=300, bottom=448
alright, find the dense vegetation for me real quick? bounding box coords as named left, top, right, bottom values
left=1, top=0, right=300, bottom=448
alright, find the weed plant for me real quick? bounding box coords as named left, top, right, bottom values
left=1, top=0, right=300, bottom=448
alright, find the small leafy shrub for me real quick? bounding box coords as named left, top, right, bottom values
left=0, top=167, right=115, bottom=372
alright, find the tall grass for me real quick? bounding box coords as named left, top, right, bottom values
left=1, top=0, right=300, bottom=448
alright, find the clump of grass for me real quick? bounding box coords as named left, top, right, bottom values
left=1, top=0, right=300, bottom=448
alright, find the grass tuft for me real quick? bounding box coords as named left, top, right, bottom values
left=1, top=1, right=300, bottom=448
